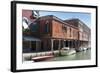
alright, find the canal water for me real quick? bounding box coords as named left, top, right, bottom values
left=45, top=49, right=91, bottom=62
left=23, top=49, right=91, bottom=63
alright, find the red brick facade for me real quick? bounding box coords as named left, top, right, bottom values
left=22, top=10, right=91, bottom=52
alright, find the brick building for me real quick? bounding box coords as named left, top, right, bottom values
left=22, top=10, right=91, bottom=53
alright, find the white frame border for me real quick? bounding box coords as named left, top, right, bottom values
left=16, top=3, right=96, bottom=70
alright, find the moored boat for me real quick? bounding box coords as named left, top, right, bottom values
left=32, top=55, right=54, bottom=62
left=61, top=49, right=76, bottom=56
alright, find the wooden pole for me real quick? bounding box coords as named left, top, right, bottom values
left=51, top=39, right=54, bottom=55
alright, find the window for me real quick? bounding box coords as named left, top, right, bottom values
left=44, top=21, right=50, bottom=33
left=62, top=25, right=67, bottom=33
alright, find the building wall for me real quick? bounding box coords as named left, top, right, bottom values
left=72, top=28, right=79, bottom=40
left=78, top=21, right=90, bottom=41
left=52, top=19, right=79, bottom=40
left=23, top=15, right=91, bottom=52
left=78, top=31, right=83, bottom=41
left=52, top=20, right=65, bottom=39
left=23, top=14, right=89, bottom=42
left=65, top=19, right=90, bottom=41
left=38, top=17, right=52, bottom=38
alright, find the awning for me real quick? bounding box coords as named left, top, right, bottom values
left=23, top=36, right=41, bottom=41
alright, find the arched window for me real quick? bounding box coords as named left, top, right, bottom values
left=62, top=25, right=67, bottom=33
left=44, top=21, right=50, bottom=33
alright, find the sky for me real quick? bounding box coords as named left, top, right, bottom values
left=39, top=11, right=91, bottom=28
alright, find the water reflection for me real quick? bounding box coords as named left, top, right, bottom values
left=46, top=49, right=91, bottom=61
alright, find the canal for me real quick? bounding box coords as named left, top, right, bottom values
left=23, top=49, right=91, bottom=63
left=45, top=49, right=91, bottom=62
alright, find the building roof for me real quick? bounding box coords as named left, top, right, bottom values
left=38, top=15, right=78, bottom=29
left=35, top=15, right=90, bottom=32
left=64, top=18, right=90, bottom=29
left=64, top=19, right=79, bottom=27
left=23, top=36, right=41, bottom=41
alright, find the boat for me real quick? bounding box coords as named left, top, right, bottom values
left=83, top=48, right=88, bottom=51
left=76, top=47, right=88, bottom=52
left=76, top=47, right=84, bottom=52
left=61, top=48, right=76, bottom=56
left=32, top=55, right=54, bottom=62
left=62, top=47, right=69, bottom=50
